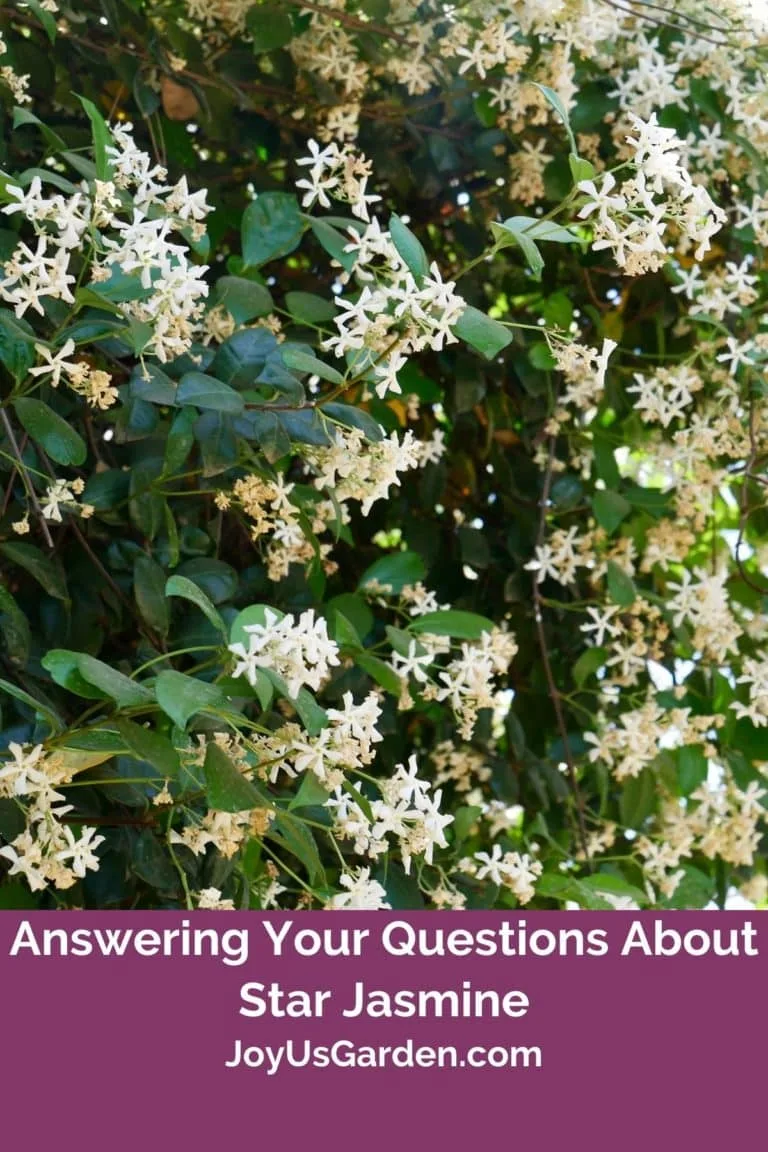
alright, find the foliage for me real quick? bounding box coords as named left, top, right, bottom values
left=1, top=0, right=768, bottom=911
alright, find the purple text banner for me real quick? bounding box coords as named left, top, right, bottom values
left=0, top=912, right=762, bottom=1149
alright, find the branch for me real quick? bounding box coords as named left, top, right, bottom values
left=735, top=395, right=768, bottom=595
left=531, top=434, right=592, bottom=867
left=282, top=0, right=410, bottom=44
left=597, top=0, right=735, bottom=46
left=0, top=408, right=54, bottom=549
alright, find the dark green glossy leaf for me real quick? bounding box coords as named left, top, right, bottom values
left=155, top=669, right=225, bottom=729
left=204, top=742, right=264, bottom=811
left=13, top=398, right=87, bottom=466
left=453, top=306, right=513, bottom=359
left=242, top=191, right=304, bottom=268
left=177, top=372, right=244, bottom=413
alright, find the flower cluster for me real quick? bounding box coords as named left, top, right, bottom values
left=252, top=691, right=384, bottom=790
left=1, top=124, right=210, bottom=362
left=577, top=114, right=726, bottom=275
left=229, top=608, right=340, bottom=698
left=30, top=339, right=119, bottom=410
left=6, top=0, right=768, bottom=916
left=294, top=140, right=466, bottom=400
left=327, top=755, right=454, bottom=875
left=0, top=743, right=104, bottom=891
left=465, top=845, right=543, bottom=905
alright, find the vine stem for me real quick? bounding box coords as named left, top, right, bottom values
left=282, top=0, right=410, bottom=44
left=531, top=434, right=591, bottom=868
left=597, top=0, right=734, bottom=45
left=0, top=408, right=54, bottom=549
left=167, top=810, right=194, bottom=910
left=735, top=394, right=768, bottom=595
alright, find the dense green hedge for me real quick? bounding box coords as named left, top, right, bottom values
left=0, top=0, right=767, bottom=910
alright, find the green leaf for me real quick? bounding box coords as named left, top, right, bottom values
left=176, top=557, right=238, bottom=604
left=155, top=669, right=225, bottom=729
left=248, top=410, right=292, bottom=462
left=130, top=364, right=177, bottom=405
left=277, top=408, right=332, bottom=446
left=211, top=276, right=273, bottom=323
left=731, top=718, right=768, bottom=760
left=689, top=77, right=723, bottom=121
left=267, top=809, right=324, bottom=885
left=328, top=608, right=363, bottom=650
left=177, top=372, right=244, bottom=413
left=529, top=342, right=557, bottom=371
left=280, top=346, right=345, bottom=384
left=323, top=402, right=384, bottom=442
left=76, top=95, right=114, bottom=180
left=579, top=873, right=648, bottom=907
left=458, top=525, right=491, bottom=569
left=623, top=485, right=670, bottom=517
left=0, top=676, right=63, bottom=733
left=592, top=490, right=631, bottom=535
left=114, top=717, right=180, bottom=778
left=606, top=561, right=636, bottom=607
left=86, top=266, right=146, bottom=304
left=473, top=91, right=498, bottom=128
left=246, top=4, right=294, bottom=53
left=133, top=555, right=170, bottom=638
left=573, top=645, right=606, bottom=687
left=0, top=542, right=68, bottom=600
left=361, top=0, right=390, bottom=18
left=242, top=192, right=305, bottom=268
left=619, top=767, right=656, bottom=829
left=164, top=408, right=197, bottom=475
left=569, top=154, right=596, bottom=184
left=166, top=575, right=227, bottom=637
left=325, top=593, right=373, bottom=640
left=453, top=306, right=513, bottom=359
left=0, top=311, right=35, bottom=382
left=358, top=549, right=426, bottom=593
left=0, top=584, right=30, bottom=665
left=261, top=669, right=328, bottom=736
left=165, top=503, right=180, bottom=569
left=41, top=649, right=110, bottom=699
left=501, top=217, right=580, bottom=245
left=13, top=398, right=87, bottom=466
left=490, top=221, right=543, bottom=278
left=533, top=83, right=577, bottom=153
left=491, top=217, right=579, bottom=278
left=355, top=651, right=403, bottom=697
left=42, top=650, right=154, bottom=707
left=542, top=291, right=574, bottom=330
left=452, top=805, right=483, bottom=843
left=409, top=609, right=493, bottom=639
left=133, top=829, right=179, bottom=892
left=678, top=744, right=708, bottom=796
left=78, top=654, right=155, bottom=707
left=284, top=292, right=337, bottom=324
left=376, top=860, right=424, bottom=909
left=251, top=670, right=275, bottom=712
left=662, top=864, right=715, bottom=910
left=0, top=880, right=38, bottom=909
left=536, top=873, right=613, bottom=909
left=0, top=797, right=26, bottom=841
left=593, top=431, right=621, bottom=488
left=61, top=728, right=128, bottom=755
left=289, top=772, right=331, bottom=809
left=21, top=0, right=57, bottom=41
left=389, top=214, right=430, bottom=280
left=308, top=217, right=358, bottom=272
left=204, top=742, right=265, bottom=811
